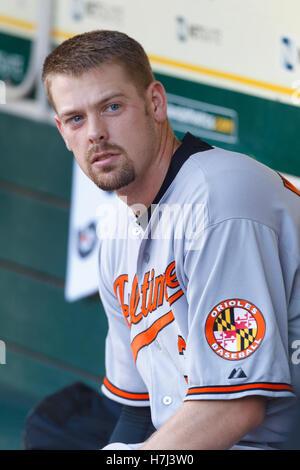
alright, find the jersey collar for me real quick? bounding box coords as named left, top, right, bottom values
left=136, top=132, right=213, bottom=228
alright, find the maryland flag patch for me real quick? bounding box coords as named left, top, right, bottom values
left=205, top=299, right=265, bottom=360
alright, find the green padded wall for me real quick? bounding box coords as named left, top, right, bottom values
left=0, top=111, right=108, bottom=449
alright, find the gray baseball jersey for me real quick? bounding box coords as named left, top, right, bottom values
left=98, top=132, right=300, bottom=446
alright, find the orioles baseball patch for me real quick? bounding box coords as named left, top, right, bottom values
left=205, top=299, right=265, bottom=360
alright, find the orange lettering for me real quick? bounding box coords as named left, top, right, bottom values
left=140, top=271, right=150, bottom=317
left=165, top=261, right=183, bottom=305
left=168, top=289, right=184, bottom=306
left=165, top=261, right=179, bottom=288
left=130, top=275, right=142, bottom=324
left=114, top=260, right=184, bottom=329
left=152, top=274, right=165, bottom=310
left=147, top=269, right=156, bottom=314
left=178, top=335, right=186, bottom=355
left=114, top=274, right=130, bottom=327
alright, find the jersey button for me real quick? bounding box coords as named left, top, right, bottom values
left=162, top=396, right=172, bottom=406
left=131, top=225, right=143, bottom=238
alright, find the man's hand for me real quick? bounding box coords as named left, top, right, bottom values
left=140, top=396, right=266, bottom=450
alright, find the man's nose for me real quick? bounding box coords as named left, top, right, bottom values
left=88, top=115, right=108, bottom=143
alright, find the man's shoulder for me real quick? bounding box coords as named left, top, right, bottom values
left=188, top=145, right=274, bottom=186
left=173, top=145, right=287, bottom=229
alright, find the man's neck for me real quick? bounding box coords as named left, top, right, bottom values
left=116, top=124, right=180, bottom=214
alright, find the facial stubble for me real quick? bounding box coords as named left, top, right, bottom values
left=86, top=102, right=155, bottom=192
left=86, top=149, right=136, bottom=191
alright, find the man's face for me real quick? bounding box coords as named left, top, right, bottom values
left=51, top=63, right=163, bottom=193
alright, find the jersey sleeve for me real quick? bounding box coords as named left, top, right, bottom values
left=182, top=217, right=296, bottom=402
left=98, top=243, right=150, bottom=407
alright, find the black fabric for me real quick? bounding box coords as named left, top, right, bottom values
left=22, top=382, right=122, bottom=450
left=151, top=132, right=213, bottom=206
left=108, top=405, right=156, bottom=445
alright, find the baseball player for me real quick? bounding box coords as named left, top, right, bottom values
left=41, top=30, right=300, bottom=450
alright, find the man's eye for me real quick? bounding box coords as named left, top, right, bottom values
left=107, top=103, right=120, bottom=112
left=71, top=115, right=82, bottom=123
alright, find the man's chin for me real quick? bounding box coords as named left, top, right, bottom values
left=90, top=173, right=135, bottom=192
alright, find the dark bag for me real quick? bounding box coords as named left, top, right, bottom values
left=22, top=382, right=121, bottom=450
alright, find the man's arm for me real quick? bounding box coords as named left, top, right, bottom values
left=140, top=396, right=266, bottom=450
left=108, top=405, right=155, bottom=445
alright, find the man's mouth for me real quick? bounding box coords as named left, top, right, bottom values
left=91, top=152, right=120, bottom=167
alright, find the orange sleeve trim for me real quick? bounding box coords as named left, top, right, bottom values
left=103, top=377, right=149, bottom=401
left=186, top=382, right=294, bottom=396
left=279, top=173, right=300, bottom=197
left=131, top=310, right=175, bottom=362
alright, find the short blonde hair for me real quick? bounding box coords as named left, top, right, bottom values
left=42, top=30, right=155, bottom=108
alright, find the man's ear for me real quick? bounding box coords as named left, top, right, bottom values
left=55, top=115, right=72, bottom=151
left=146, top=81, right=167, bottom=123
